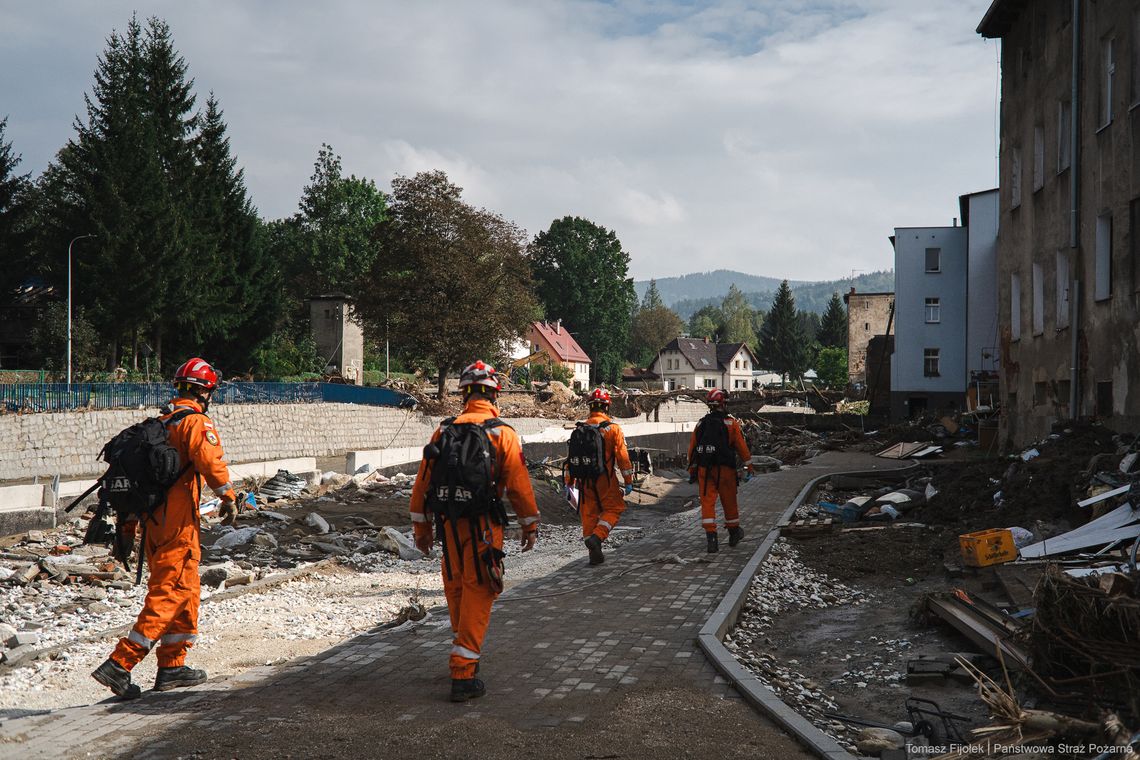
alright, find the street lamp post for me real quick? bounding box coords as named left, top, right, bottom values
left=67, top=234, right=96, bottom=389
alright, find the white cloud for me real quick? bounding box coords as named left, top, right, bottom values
left=0, top=0, right=998, bottom=281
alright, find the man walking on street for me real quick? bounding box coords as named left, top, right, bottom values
left=410, top=360, right=541, bottom=702
left=92, top=358, right=242, bottom=699
left=688, top=388, right=753, bottom=554
left=565, top=387, right=634, bottom=565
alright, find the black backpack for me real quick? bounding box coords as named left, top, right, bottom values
left=424, top=418, right=509, bottom=522
left=567, top=421, right=612, bottom=481
left=99, top=409, right=201, bottom=521
left=692, top=413, right=737, bottom=468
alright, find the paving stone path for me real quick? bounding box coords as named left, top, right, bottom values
left=0, top=452, right=905, bottom=760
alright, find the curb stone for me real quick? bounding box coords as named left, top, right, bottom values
left=698, top=462, right=919, bottom=760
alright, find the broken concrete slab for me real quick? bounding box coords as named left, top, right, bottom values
left=377, top=528, right=425, bottom=561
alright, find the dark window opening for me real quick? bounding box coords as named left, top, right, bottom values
left=1097, top=381, right=1114, bottom=418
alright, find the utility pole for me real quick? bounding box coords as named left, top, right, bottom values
left=67, top=234, right=97, bottom=388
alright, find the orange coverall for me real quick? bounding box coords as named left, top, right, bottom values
left=111, top=397, right=237, bottom=671
left=409, top=397, right=540, bottom=680
left=567, top=411, right=633, bottom=541
left=688, top=413, right=753, bottom=532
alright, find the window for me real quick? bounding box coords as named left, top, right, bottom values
left=925, top=248, right=941, bottom=273
left=1131, top=198, right=1140, bottom=293
left=1097, top=381, right=1114, bottom=417
left=1101, top=35, right=1115, bottom=127
left=703, top=379, right=716, bottom=388
left=1056, top=251, right=1070, bottom=328
left=1033, top=381, right=1047, bottom=407
left=1057, top=100, right=1071, bottom=172
left=1133, top=10, right=1140, bottom=105
left=864, top=322, right=870, bottom=330
left=1057, top=380, right=1071, bottom=413
left=924, top=297, right=941, bottom=323
left=923, top=348, right=940, bottom=377
left=1095, top=212, right=1113, bottom=301
left=1011, top=146, right=1022, bottom=207
left=734, top=360, right=740, bottom=369
left=1033, top=124, right=1044, bottom=191
left=1032, top=262, right=1044, bottom=335
left=1010, top=274, right=1022, bottom=341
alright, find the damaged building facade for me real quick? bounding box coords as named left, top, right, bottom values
left=979, top=0, right=1140, bottom=445
left=843, top=289, right=894, bottom=386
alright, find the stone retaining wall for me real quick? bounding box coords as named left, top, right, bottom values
left=0, top=401, right=708, bottom=481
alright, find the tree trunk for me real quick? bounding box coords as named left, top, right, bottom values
left=436, top=365, right=448, bottom=400
left=131, top=328, right=138, bottom=371
left=107, top=339, right=118, bottom=373
left=155, top=330, right=163, bottom=371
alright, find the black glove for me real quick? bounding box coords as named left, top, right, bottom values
left=688, top=471, right=698, bottom=484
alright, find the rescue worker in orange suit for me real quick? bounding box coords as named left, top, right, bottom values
left=688, top=388, right=754, bottom=554
left=410, top=361, right=540, bottom=702
left=92, top=358, right=244, bottom=699
left=566, top=387, right=634, bottom=565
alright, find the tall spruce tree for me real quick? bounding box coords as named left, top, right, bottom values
left=758, top=280, right=808, bottom=386
left=528, top=216, right=636, bottom=383
left=0, top=118, right=31, bottom=297
left=35, top=15, right=270, bottom=372
left=191, top=96, right=281, bottom=372
left=818, top=291, right=847, bottom=348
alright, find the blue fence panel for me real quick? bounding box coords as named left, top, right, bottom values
left=320, top=383, right=416, bottom=408
left=215, top=382, right=323, bottom=405
left=0, top=381, right=412, bottom=412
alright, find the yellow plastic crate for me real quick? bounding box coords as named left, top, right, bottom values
left=959, top=528, right=1016, bottom=567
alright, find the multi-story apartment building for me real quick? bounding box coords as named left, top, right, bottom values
left=890, top=190, right=999, bottom=419
left=979, top=0, right=1140, bottom=445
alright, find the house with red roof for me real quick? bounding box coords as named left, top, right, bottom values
left=523, top=320, right=592, bottom=389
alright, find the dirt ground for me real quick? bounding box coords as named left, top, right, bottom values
left=776, top=532, right=990, bottom=742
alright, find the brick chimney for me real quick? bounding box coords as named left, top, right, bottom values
left=704, top=335, right=710, bottom=344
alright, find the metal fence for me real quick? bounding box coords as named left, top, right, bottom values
left=0, top=382, right=414, bottom=413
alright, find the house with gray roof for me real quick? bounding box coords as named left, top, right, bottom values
left=648, top=337, right=758, bottom=391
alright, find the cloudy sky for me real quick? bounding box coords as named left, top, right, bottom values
left=0, top=0, right=999, bottom=281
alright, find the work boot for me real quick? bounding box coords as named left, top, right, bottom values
left=153, top=665, right=208, bottom=692
left=91, top=658, right=142, bottom=700
left=728, top=527, right=744, bottom=547
left=450, top=677, right=486, bottom=702
left=584, top=534, right=605, bottom=565
left=706, top=531, right=719, bottom=554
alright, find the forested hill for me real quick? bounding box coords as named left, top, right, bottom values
left=635, top=270, right=894, bottom=319
left=632, top=270, right=801, bottom=304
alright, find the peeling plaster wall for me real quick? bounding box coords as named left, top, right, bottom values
left=995, top=0, right=1140, bottom=446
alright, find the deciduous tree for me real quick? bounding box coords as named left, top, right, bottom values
left=528, top=216, right=636, bottom=383
left=352, top=170, right=539, bottom=397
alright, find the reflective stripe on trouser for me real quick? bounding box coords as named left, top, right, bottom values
left=578, top=475, right=627, bottom=541
left=441, top=516, right=504, bottom=680
left=111, top=543, right=201, bottom=670
left=697, top=466, right=741, bottom=530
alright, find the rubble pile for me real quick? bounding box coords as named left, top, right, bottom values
left=726, top=540, right=870, bottom=753
left=739, top=419, right=829, bottom=467
left=1029, top=565, right=1140, bottom=727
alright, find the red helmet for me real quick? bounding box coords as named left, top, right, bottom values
left=706, top=388, right=727, bottom=407
left=588, top=387, right=611, bottom=406
left=459, top=360, right=500, bottom=391
left=173, top=357, right=219, bottom=391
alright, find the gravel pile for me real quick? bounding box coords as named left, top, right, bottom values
left=725, top=540, right=871, bottom=753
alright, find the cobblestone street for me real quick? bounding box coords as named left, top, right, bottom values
left=0, top=453, right=903, bottom=760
